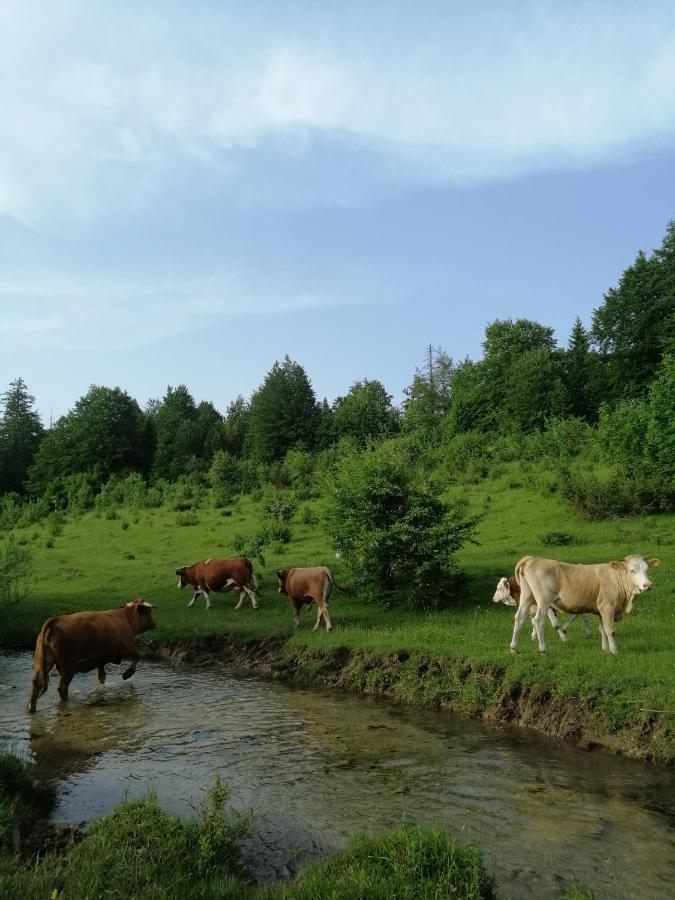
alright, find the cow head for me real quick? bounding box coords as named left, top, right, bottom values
left=276, top=569, right=289, bottom=595
left=125, top=598, right=157, bottom=632
left=492, top=576, right=517, bottom=606
left=176, top=566, right=187, bottom=589
left=612, top=555, right=661, bottom=594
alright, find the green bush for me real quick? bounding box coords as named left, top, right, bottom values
left=324, top=441, right=480, bottom=608
left=0, top=752, right=54, bottom=851
left=559, top=468, right=674, bottom=519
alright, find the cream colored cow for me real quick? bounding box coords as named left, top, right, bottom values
left=509, top=555, right=660, bottom=654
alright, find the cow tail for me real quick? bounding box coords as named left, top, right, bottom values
left=251, top=572, right=259, bottom=591
left=514, top=555, right=533, bottom=588
left=33, top=619, right=55, bottom=698
left=327, top=572, right=353, bottom=595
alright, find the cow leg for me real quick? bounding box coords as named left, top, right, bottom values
left=234, top=590, right=245, bottom=610
left=599, top=607, right=618, bottom=655
left=321, top=601, right=332, bottom=632
left=560, top=613, right=575, bottom=637
left=122, top=653, right=139, bottom=680
left=204, top=590, right=211, bottom=610
left=598, top=620, right=609, bottom=652
left=582, top=614, right=592, bottom=638
left=532, top=605, right=548, bottom=653
left=28, top=671, right=46, bottom=713
left=244, top=586, right=258, bottom=609
left=57, top=669, right=74, bottom=704
left=548, top=608, right=567, bottom=641
left=313, top=604, right=323, bottom=631
left=97, top=666, right=107, bottom=685
left=188, top=591, right=198, bottom=608
left=292, top=601, right=301, bottom=628
left=510, top=599, right=533, bottom=652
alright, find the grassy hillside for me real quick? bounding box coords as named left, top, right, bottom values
left=3, top=466, right=674, bottom=759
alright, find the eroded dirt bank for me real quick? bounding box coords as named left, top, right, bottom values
left=144, top=635, right=674, bottom=765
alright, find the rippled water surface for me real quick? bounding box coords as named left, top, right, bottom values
left=1, top=653, right=674, bottom=898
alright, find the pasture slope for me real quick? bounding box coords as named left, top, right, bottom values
left=3, top=471, right=674, bottom=764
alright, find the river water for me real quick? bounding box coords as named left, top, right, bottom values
left=1, top=652, right=673, bottom=898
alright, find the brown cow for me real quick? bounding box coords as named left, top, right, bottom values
left=276, top=566, right=351, bottom=632
left=28, top=599, right=156, bottom=713
left=176, top=557, right=258, bottom=609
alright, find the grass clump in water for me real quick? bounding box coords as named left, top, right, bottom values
left=269, top=826, right=496, bottom=900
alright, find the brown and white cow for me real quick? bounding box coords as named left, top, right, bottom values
left=492, top=574, right=592, bottom=640
left=28, top=599, right=156, bottom=713
left=276, top=566, right=351, bottom=632
left=509, top=555, right=660, bottom=654
left=176, top=557, right=258, bottom=610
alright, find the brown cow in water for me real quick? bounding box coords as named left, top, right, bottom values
left=28, top=599, right=156, bottom=713
left=276, top=566, right=351, bottom=632
left=176, top=557, right=258, bottom=610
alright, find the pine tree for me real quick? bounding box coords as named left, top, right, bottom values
left=0, top=378, right=44, bottom=494
left=246, top=357, right=319, bottom=462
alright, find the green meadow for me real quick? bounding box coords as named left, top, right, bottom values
left=4, top=464, right=674, bottom=761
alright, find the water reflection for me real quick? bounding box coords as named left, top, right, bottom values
left=1, top=652, right=674, bottom=898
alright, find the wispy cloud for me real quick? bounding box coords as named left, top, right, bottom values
left=0, top=271, right=365, bottom=350
left=2, top=1, right=675, bottom=224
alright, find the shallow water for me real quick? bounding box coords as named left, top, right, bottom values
left=1, top=652, right=674, bottom=898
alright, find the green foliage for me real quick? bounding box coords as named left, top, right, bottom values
left=271, top=826, right=496, bottom=900
left=540, top=530, right=574, bottom=546
left=209, top=449, right=242, bottom=505
left=558, top=468, right=674, bottom=519
left=28, top=385, right=153, bottom=494
left=152, top=385, right=205, bottom=481
left=0, top=378, right=44, bottom=496
left=332, top=378, right=398, bottom=446
left=324, top=440, right=480, bottom=607
left=246, top=356, right=319, bottom=462
left=402, top=347, right=454, bottom=434
left=592, top=222, right=675, bottom=399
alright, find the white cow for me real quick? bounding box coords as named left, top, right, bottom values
left=510, top=555, right=660, bottom=655
left=492, top=575, right=592, bottom=640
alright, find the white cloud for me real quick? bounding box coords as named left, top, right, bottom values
left=1, top=2, right=675, bottom=224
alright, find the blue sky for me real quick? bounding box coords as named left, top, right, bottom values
left=1, top=0, right=674, bottom=421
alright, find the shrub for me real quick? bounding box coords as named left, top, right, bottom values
left=300, top=505, right=319, bottom=526
left=324, top=441, right=480, bottom=608
left=177, top=510, right=199, bottom=527
left=559, top=468, right=675, bottom=519
left=540, top=530, right=574, bottom=547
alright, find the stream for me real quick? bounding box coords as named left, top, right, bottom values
left=1, top=652, right=673, bottom=898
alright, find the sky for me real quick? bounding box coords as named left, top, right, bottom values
left=1, top=0, right=674, bottom=423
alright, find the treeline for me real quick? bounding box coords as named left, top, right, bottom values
left=1, top=221, right=673, bottom=514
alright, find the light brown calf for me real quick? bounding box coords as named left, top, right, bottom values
left=276, top=566, right=351, bottom=632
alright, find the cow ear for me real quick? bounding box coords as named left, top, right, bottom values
left=610, top=561, right=624, bottom=570
left=647, top=558, right=661, bottom=569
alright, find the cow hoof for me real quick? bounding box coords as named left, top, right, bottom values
left=509, top=648, right=517, bottom=654
left=559, top=631, right=568, bottom=642
left=538, top=649, right=547, bottom=654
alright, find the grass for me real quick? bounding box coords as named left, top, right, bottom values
left=0, top=768, right=495, bottom=900
left=2, top=465, right=674, bottom=757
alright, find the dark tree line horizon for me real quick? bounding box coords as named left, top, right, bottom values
left=1, top=220, right=673, bottom=500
